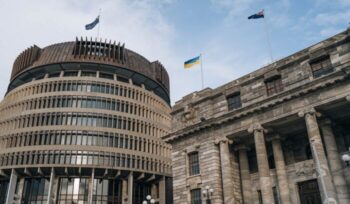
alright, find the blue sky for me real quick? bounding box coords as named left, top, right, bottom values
left=1, top=0, right=350, bottom=104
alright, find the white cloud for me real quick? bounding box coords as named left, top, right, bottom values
left=319, top=27, right=343, bottom=37
left=0, top=0, right=181, bottom=102
left=315, top=11, right=350, bottom=26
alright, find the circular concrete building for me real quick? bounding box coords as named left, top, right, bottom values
left=0, top=38, right=172, bottom=204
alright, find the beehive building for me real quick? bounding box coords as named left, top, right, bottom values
left=0, top=38, right=173, bottom=204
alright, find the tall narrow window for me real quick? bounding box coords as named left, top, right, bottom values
left=190, top=189, right=202, bottom=204
left=258, top=190, right=263, bottom=204
left=188, top=152, right=200, bottom=176
left=227, top=93, right=242, bottom=110
left=310, top=56, right=333, bottom=78
left=265, top=76, right=283, bottom=96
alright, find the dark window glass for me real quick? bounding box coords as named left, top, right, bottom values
left=63, top=71, right=78, bottom=77
left=117, top=76, right=129, bottom=83
left=0, top=180, right=9, bottom=204
left=258, top=190, right=263, bottom=204
left=92, top=179, right=122, bottom=203
left=57, top=178, right=89, bottom=203
left=310, top=56, right=333, bottom=78
left=190, top=189, right=202, bottom=204
left=22, top=178, right=50, bottom=203
left=81, top=71, right=96, bottom=77
left=188, top=152, right=200, bottom=176
left=133, top=182, right=151, bottom=204
left=48, top=72, right=60, bottom=78
left=227, top=93, right=241, bottom=110
left=99, top=72, right=114, bottom=80
left=265, top=76, right=284, bottom=96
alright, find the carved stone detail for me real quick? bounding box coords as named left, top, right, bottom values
left=295, top=161, right=315, bottom=177
left=298, top=107, right=322, bottom=118
left=214, top=137, right=233, bottom=145
left=248, top=123, right=267, bottom=133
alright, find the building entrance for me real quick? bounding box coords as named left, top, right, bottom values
left=298, top=179, right=322, bottom=204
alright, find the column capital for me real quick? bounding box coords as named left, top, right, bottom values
left=248, top=123, right=267, bottom=134
left=346, top=95, right=350, bottom=102
left=214, top=137, right=233, bottom=145
left=297, top=107, right=322, bottom=118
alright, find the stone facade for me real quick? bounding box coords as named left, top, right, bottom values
left=164, top=29, right=350, bottom=203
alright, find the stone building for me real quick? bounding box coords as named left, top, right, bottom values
left=164, top=29, right=350, bottom=203
left=0, top=38, right=173, bottom=204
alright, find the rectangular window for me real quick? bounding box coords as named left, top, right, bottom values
left=227, top=93, right=241, bottom=110
left=258, top=190, right=263, bottom=204
left=188, top=152, right=200, bottom=176
left=99, top=72, right=114, bottom=80
left=190, top=189, right=202, bottom=204
left=265, top=76, right=283, bottom=96
left=81, top=71, right=96, bottom=77
left=63, top=71, right=78, bottom=77
left=310, top=56, right=333, bottom=78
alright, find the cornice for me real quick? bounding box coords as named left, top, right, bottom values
left=164, top=66, right=349, bottom=143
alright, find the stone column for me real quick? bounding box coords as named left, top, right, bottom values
left=217, top=138, right=235, bottom=204
left=236, top=145, right=253, bottom=204
left=5, top=169, right=18, bottom=204
left=320, top=119, right=350, bottom=204
left=159, top=176, right=166, bottom=204
left=248, top=123, right=274, bottom=204
left=270, top=135, right=291, bottom=204
left=47, top=168, right=55, bottom=204
left=298, top=108, right=338, bottom=203
left=128, top=172, right=134, bottom=204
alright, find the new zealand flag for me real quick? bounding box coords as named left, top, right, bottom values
left=85, top=16, right=100, bottom=30
left=248, top=10, right=264, bottom=19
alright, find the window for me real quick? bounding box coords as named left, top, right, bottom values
left=0, top=180, right=9, bottom=204
left=22, top=178, right=50, bottom=203
left=258, top=190, right=263, bottom=204
left=48, top=72, right=60, bottom=78
left=227, top=93, right=241, bottom=110
left=188, top=152, right=200, bottom=176
left=310, top=56, right=333, bottom=78
left=117, top=76, right=129, bottom=83
left=99, top=72, right=114, bottom=80
left=81, top=71, right=96, bottom=77
left=63, top=71, right=78, bottom=77
left=191, top=189, right=202, bottom=204
left=57, top=178, right=89, bottom=203
left=265, top=76, right=283, bottom=96
left=93, top=179, right=122, bottom=203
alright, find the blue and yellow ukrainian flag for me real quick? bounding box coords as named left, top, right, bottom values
left=184, top=55, right=201, bottom=69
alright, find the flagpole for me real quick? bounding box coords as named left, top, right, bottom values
left=97, top=9, right=101, bottom=39
left=200, top=53, right=204, bottom=89
left=263, top=10, right=273, bottom=62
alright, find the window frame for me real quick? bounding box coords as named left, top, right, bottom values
left=310, top=56, right=333, bottom=78
left=265, top=76, right=284, bottom=96
left=190, top=188, right=202, bottom=204
left=188, top=152, right=200, bottom=176
left=227, top=92, right=242, bottom=111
